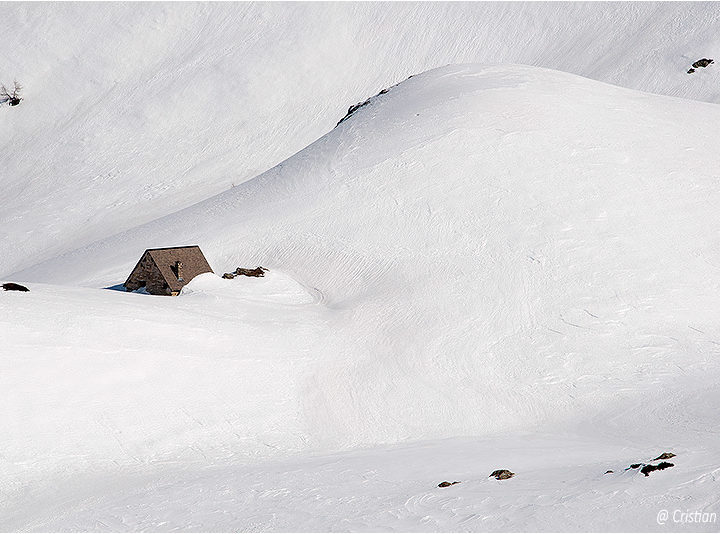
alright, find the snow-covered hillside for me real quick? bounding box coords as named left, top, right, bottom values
left=2, top=2, right=720, bottom=277
left=4, top=59, right=720, bottom=530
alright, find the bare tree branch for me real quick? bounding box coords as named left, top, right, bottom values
left=1, top=80, right=22, bottom=105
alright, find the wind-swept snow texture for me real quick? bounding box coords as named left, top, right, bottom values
left=3, top=3, right=720, bottom=532
left=2, top=2, right=720, bottom=276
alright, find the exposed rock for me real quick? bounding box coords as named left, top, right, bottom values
left=336, top=99, right=372, bottom=126
left=687, top=68, right=696, bottom=74
left=692, top=58, right=714, bottom=69
left=2, top=282, right=29, bottom=292
left=235, top=267, right=267, bottom=277
left=489, top=469, right=515, bottom=480
left=604, top=470, right=614, bottom=474
left=623, top=454, right=677, bottom=475
left=438, top=481, right=461, bottom=487
left=641, top=462, right=674, bottom=476
left=223, top=266, right=268, bottom=279
left=336, top=85, right=394, bottom=126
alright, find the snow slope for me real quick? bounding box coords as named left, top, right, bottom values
left=8, top=432, right=720, bottom=532
left=4, top=63, right=720, bottom=530
left=2, top=2, right=720, bottom=277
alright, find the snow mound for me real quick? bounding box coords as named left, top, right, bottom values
left=180, top=270, right=315, bottom=306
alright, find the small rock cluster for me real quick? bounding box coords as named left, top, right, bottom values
left=437, top=452, right=678, bottom=490
left=437, top=468, right=516, bottom=488
left=640, top=462, right=674, bottom=476
left=336, top=87, right=391, bottom=127
left=2, top=282, right=29, bottom=292
left=489, top=469, right=515, bottom=480
left=619, top=452, right=676, bottom=477
left=222, top=266, right=268, bottom=279
left=687, top=58, right=714, bottom=74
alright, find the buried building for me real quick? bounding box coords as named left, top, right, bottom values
left=124, top=246, right=213, bottom=296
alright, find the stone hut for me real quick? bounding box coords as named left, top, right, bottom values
left=124, top=246, right=213, bottom=296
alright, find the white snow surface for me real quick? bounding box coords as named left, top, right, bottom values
left=2, top=2, right=720, bottom=276
left=2, top=4, right=720, bottom=532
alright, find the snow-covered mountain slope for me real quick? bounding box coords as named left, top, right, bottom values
left=2, top=2, right=720, bottom=277
left=9, top=434, right=720, bottom=532
left=17, top=62, right=720, bottom=442
left=4, top=64, right=720, bottom=530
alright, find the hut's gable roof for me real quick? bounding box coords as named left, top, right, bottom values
left=145, top=246, right=213, bottom=292
left=124, top=245, right=213, bottom=294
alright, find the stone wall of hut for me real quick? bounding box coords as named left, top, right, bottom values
left=125, top=255, right=171, bottom=295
